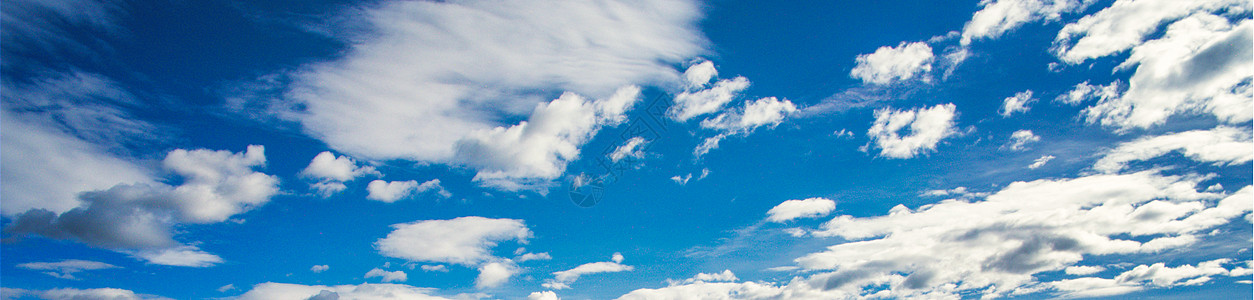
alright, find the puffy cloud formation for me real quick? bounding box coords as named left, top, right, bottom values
left=766, top=198, right=837, bottom=223
left=375, top=217, right=531, bottom=266
left=1006, top=129, right=1040, bottom=151
left=850, top=42, right=934, bottom=84
left=609, top=137, right=649, bottom=163
left=544, top=253, right=634, bottom=290
left=475, top=262, right=517, bottom=289
left=961, top=0, right=1089, bottom=45
left=365, top=268, right=407, bottom=283
left=866, top=104, right=959, bottom=159
left=300, top=151, right=379, bottom=197
left=236, top=283, right=452, bottom=300
left=1000, top=90, right=1035, bottom=117
left=453, top=87, right=642, bottom=190
left=527, top=291, right=560, bottom=300
left=276, top=0, right=704, bottom=189
left=1056, top=81, right=1120, bottom=105
left=1055, top=0, right=1252, bottom=130
left=5, top=146, right=278, bottom=266
left=670, top=64, right=751, bottom=121
left=365, top=179, right=447, bottom=203
left=694, top=97, right=797, bottom=157
left=311, top=265, right=329, bottom=273
left=16, top=259, right=119, bottom=280
left=1093, top=126, right=1253, bottom=173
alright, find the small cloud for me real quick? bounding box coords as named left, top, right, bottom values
left=1028, top=155, right=1056, bottom=169
left=217, top=284, right=236, bottom=292
left=767, top=198, right=837, bottom=222
left=17, top=259, right=119, bottom=280
left=311, top=265, right=329, bottom=273
left=420, top=265, right=449, bottom=272
left=1005, top=130, right=1040, bottom=151
left=365, top=268, right=407, bottom=282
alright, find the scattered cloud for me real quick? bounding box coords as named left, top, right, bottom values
left=420, top=265, right=448, bottom=272
left=365, top=268, right=407, bottom=282
left=217, top=284, right=235, bottom=293
left=1000, top=90, right=1035, bottom=117
left=1029, top=155, right=1056, bottom=169
left=1093, top=126, right=1253, bottom=173
left=16, top=259, right=119, bottom=280
left=527, top=291, right=561, bottom=300
left=516, top=252, right=553, bottom=262
left=867, top=104, right=959, bottom=159
left=1006, top=129, right=1040, bottom=151
left=850, top=41, right=934, bottom=85
left=670, top=74, right=751, bottom=122
left=475, top=262, right=517, bottom=289
left=544, top=253, right=634, bottom=290
left=609, top=137, right=649, bottom=163
left=766, top=198, right=837, bottom=223
left=0, top=287, right=173, bottom=300
left=961, top=0, right=1089, bottom=45
left=236, top=283, right=452, bottom=300
left=300, top=151, right=379, bottom=197
left=310, top=265, right=329, bottom=273
left=366, top=179, right=447, bottom=203
left=1056, top=81, right=1119, bottom=105
left=376, top=217, right=531, bottom=265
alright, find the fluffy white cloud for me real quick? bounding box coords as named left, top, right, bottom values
left=962, top=0, right=1089, bottom=45
left=1093, top=126, right=1253, bottom=173
left=365, top=268, right=408, bottom=283
left=301, top=151, right=379, bottom=182
left=1051, top=259, right=1248, bottom=297
left=666, top=270, right=740, bottom=286
left=693, top=97, right=797, bottom=157
left=311, top=265, right=329, bottom=273
left=16, top=259, right=118, bottom=280
left=1000, top=90, right=1035, bottom=117
left=516, top=252, right=553, bottom=262
left=1056, top=1, right=1253, bottom=130
left=1065, top=265, right=1106, bottom=276
left=376, top=217, right=531, bottom=266
left=766, top=198, right=837, bottom=223
left=617, top=280, right=785, bottom=300
left=1006, top=129, right=1040, bottom=151
left=683, top=60, right=718, bottom=89
left=5, top=146, right=277, bottom=266
left=528, top=291, right=560, bottom=300
left=274, top=0, right=704, bottom=189
left=420, top=265, right=448, bottom=272
left=867, top=104, right=959, bottom=159
left=670, top=76, right=751, bottom=122
left=236, top=283, right=452, bottom=300
left=1028, top=155, right=1056, bottom=169
left=454, top=87, right=642, bottom=190
left=794, top=171, right=1251, bottom=297
left=850, top=42, right=934, bottom=85
left=544, top=254, right=634, bottom=290
left=475, top=262, right=517, bottom=289
left=1056, top=81, right=1119, bottom=105
left=609, top=137, right=649, bottom=163
left=1, top=287, right=172, bottom=300
left=366, top=179, right=447, bottom=203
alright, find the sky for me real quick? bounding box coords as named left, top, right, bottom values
left=1, top=0, right=1252, bottom=299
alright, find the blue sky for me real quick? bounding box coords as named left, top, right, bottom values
left=2, top=0, right=1252, bottom=299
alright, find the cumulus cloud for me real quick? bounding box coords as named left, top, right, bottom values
left=311, top=265, right=329, bottom=273
left=236, top=283, right=452, bottom=300
left=365, top=268, right=407, bottom=283
left=766, top=198, right=837, bottom=223
left=1093, top=126, right=1253, bottom=173
left=1055, top=1, right=1252, bottom=130
left=1006, top=129, right=1040, bottom=151
left=961, top=0, right=1089, bottom=45
left=850, top=42, right=934, bottom=84
left=376, top=217, right=531, bottom=266
left=527, top=291, right=560, bottom=300
left=1028, top=155, right=1056, bottom=169
left=475, top=262, right=517, bottom=289
left=5, top=145, right=278, bottom=266
left=16, top=259, right=119, bottom=280
left=866, top=104, right=959, bottom=159
left=516, top=252, right=553, bottom=262
left=300, top=151, right=379, bottom=197
left=1056, top=81, right=1120, bottom=105
left=365, top=179, right=447, bottom=203
left=609, top=137, right=649, bottom=163
left=544, top=253, right=634, bottom=290
left=1000, top=90, right=1035, bottom=117
left=454, top=87, right=642, bottom=190
left=1, top=287, right=173, bottom=300
left=670, top=74, right=751, bottom=121
left=420, top=265, right=448, bottom=272
left=693, top=97, right=797, bottom=157
left=266, top=0, right=704, bottom=189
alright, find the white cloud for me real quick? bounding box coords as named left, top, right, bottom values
left=475, top=262, right=516, bottom=289
left=1028, top=155, right=1056, bottom=169
left=922, top=186, right=989, bottom=199
left=666, top=270, right=740, bottom=286
left=6, top=145, right=277, bottom=266
left=16, top=259, right=119, bottom=280
left=454, top=87, right=642, bottom=190
left=375, top=217, right=531, bottom=266
left=1093, top=126, right=1253, bottom=173
left=1056, top=81, right=1119, bottom=105
left=1065, top=265, right=1106, bottom=275
left=217, top=284, right=235, bottom=293
left=365, top=268, right=408, bottom=282
left=1000, top=90, right=1035, bottom=117
left=961, top=0, right=1089, bottom=45
left=670, top=76, right=751, bottom=122
left=850, top=41, right=934, bottom=85
left=421, top=265, right=448, bottom=272
left=516, top=252, right=553, bottom=262
left=0, top=287, right=172, bottom=300
left=366, top=179, right=447, bottom=203
left=867, top=104, right=959, bottom=159
left=544, top=254, right=634, bottom=290
left=700, top=97, right=797, bottom=132
left=683, top=60, right=718, bottom=89
left=766, top=198, right=837, bottom=223
left=1006, top=129, right=1040, bottom=151
left=130, top=246, right=224, bottom=268
left=237, top=283, right=452, bottom=300
left=300, top=151, right=379, bottom=182
left=610, top=137, right=649, bottom=163
left=309, top=182, right=347, bottom=198
left=1056, top=2, right=1253, bottom=130
left=274, top=0, right=705, bottom=189
left=528, top=291, right=561, bottom=300
left=311, top=265, right=329, bottom=273
left=794, top=171, right=1251, bottom=298
left=617, top=280, right=786, bottom=300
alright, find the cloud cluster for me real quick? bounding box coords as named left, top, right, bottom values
left=365, top=268, right=407, bottom=283
left=866, top=104, right=959, bottom=159
left=850, top=42, right=935, bottom=85
left=673, top=61, right=797, bottom=158
left=236, top=283, right=452, bottom=300
left=5, top=146, right=279, bottom=266
left=365, top=179, right=448, bottom=203
left=300, top=151, right=379, bottom=197
left=272, top=0, right=705, bottom=190
left=376, top=217, right=534, bottom=288
left=1093, top=126, right=1253, bottom=173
